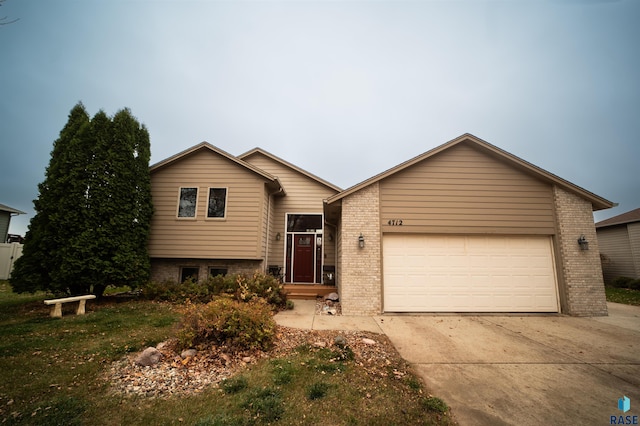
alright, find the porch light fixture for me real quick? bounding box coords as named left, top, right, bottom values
left=276, top=232, right=281, bottom=241
left=358, top=234, right=365, bottom=249
left=578, top=234, right=589, bottom=250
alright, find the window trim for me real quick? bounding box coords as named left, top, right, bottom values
left=180, top=266, right=200, bottom=283
left=176, top=186, right=199, bottom=219
left=206, top=187, right=228, bottom=220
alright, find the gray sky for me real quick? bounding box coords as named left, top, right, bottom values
left=1, top=0, right=638, bottom=237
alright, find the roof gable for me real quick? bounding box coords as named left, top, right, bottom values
left=150, top=142, right=284, bottom=193
left=327, top=133, right=613, bottom=211
left=239, top=148, right=342, bottom=193
left=0, top=203, right=26, bottom=215
left=596, top=208, right=640, bottom=228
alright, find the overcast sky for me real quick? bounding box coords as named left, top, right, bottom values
left=1, top=0, right=638, bottom=237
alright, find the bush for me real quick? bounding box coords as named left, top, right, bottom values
left=142, top=273, right=287, bottom=308
left=610, top=276, right=640, bottom=290
left=421, top=396, right=449, bottom=413
left=176, top=297, right=276, bottom=351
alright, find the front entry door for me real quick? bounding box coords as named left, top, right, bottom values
left=293, top=234, right=314, bottom=283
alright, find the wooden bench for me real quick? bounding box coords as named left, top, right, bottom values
left=44, top=295, right=96, bottom=318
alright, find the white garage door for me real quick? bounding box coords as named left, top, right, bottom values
left=383, top=235, right=558, bottom=313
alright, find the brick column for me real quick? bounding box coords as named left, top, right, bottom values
left=339, top=183, right=382, bottom=315
left=553, top=186, right=608, bottom=316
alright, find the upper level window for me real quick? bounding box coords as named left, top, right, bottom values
left=178, top=187, right=198, bottom=218
left=207, top=188, right=227, bottom=218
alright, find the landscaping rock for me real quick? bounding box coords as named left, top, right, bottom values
left=325, top=292, right=339, bottom=302
left=334, top=335, right=347, bottom=348
left=242, top=356, right=252, bottom=363
left=135, top=347, right=162, bottom=367
left=181, top=349, right=197, bottom=359
left=362, top=338, right=377, bottom=345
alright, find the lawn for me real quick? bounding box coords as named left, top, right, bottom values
left=0, top=281, right=454, bottom=425
left=605, top=286, right=640, bottom=306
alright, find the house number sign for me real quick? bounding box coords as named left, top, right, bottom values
left=387, top=219, right=403, bottom=226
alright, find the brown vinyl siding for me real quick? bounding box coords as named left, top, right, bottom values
left=598, top=225, right=638, bottom=282
left=243, top=152, right=339, bottom=268
left=149, top=150, right=266, bottom=259
left=379, top=144, right=556, bottom=235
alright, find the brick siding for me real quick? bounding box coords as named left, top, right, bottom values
left=553, top=186, right=608, bottom=316
left=150, top=258, right=264, bottom=283
left=339, top=182, right=382, bottom=315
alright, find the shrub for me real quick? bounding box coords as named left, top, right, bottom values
left=611, top=276, right=635, bottom=289
left=609, top=277, right=640, bottom=290
left=421, top=396, right=449, bottom=413
left=142, top=273, right=287, bottom=308
left=176, top=297, right=276, bottom=351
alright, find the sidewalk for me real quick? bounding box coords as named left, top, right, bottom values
left=274, top=299, right=383, bottom=334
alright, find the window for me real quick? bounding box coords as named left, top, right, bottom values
left=286, top=214, right=322, bottom=232
left=180, top=267, right=199, bottom=283
left=207, top=188, right=227, bottom=218
left=209, top=267, right=228, bottom=277
left=178, top=187, right=198, bottom=218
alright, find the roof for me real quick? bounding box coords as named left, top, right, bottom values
left=238, top=148, right=342, bottom=192
left=595, top=208, right=640, bottom=228
left=149, top=142, right=285, bottom=194
left=0, top=203, right=26, bottom=215
left=326, top=133, right=614, bottom=211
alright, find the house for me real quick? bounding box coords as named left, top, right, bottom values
left=149, top=134, right=614, bottom=316
left=148, top=143, right=341, bottom=298
left=596, top=208, right=640, bottom=283
left=0, top=203, right=26, bottom=244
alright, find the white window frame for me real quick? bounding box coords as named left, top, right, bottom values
left=206, top=187, right=228, bottom=220
left=283, top=212, right=324, bottom=283
left=177, top=187, right=198, bottom=219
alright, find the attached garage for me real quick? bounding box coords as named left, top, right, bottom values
left=383, top=234, right=558, bottom=312
left=328, top=134, right=613, bottom=317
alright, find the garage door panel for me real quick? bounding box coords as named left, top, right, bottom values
left=383, top=235, right=558, bottom=313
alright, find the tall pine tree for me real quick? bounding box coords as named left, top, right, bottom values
left=11, top=103, right=153, bottom=296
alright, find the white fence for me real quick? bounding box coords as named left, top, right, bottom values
left=0, top=243, right=23, bottom=280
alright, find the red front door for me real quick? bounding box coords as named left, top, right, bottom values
left=293, top=234, right=314, bottom=283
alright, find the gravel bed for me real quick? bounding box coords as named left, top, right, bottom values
left=104, top=326, right=401, bottom=398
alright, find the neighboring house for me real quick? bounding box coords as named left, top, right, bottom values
left=0, top=203, right=25, bottom=244
left=149, top=134, right=614, bottom=316
left=148, top=143, right=341, bottom=298
left=596, top=208, right=640, bottom=283
left=0, top=203, right=26, bottom=279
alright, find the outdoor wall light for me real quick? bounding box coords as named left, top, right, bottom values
left=578, top=234, right=589, bottom=250
left=358, top=234, right=365, bottom=249
left=276, top=232, right=281, bottom=241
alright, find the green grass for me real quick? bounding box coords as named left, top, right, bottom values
left=0, top=280, right=453, bottom=425
left=605, top=286, right=640, bottom=306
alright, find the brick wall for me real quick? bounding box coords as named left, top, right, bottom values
left=150, top=258, right=264, bottom=283
left=553, top=186, right=608, bottom=316
left=339, top=182, right=382, bottom=315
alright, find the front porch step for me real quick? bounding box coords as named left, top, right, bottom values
left=284, top=284, right=337, bottom=300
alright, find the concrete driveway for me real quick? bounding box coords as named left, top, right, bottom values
left=375, top=303, right=640, bottom=425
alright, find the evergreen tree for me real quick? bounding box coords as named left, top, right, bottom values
left=11, top=103, right=153, bottom=297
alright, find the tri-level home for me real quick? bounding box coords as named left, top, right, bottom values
left=149, top=142, right=341, bottom=298
left=149, top=134, right=615, bottom=316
